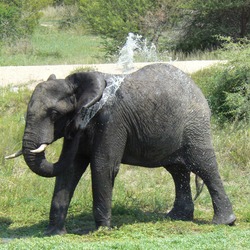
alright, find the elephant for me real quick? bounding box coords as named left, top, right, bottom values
left=6, top=63, right=236, bottom=235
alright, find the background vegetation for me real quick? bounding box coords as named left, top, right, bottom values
left=0, top=1, right=249, bottom=249
left=1, top=0, right=249, bottom=56
left=192, top=39, right=250, bottom=124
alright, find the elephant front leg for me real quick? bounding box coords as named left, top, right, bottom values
left=46, top=176, right=69, bottom=236
left=45, top=158, right=88, bottom=235
left=91, top=163, right=118, bottom=229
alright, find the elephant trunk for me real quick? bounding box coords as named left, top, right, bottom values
left=22, top=139, right=62, bottom=178
left=22, top=131, right=81, bottom=178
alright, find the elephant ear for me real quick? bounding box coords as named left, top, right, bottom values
left=47, top=74, right=56, bottom=80
left=66, top=72, right=106, bottom=111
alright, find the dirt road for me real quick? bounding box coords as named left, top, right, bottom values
left=0, top=60, right=223, bottom=89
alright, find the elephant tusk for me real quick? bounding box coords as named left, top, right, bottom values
left=5, top=150, right=23, bottom=159
left=30, top=144, right=48, bottom=153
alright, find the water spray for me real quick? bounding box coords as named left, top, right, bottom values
left=77, top=76, right=124, bottom=129
left=117, top=33, right=158, bottom=73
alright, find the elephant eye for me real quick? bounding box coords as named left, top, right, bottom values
left=50, top=110, right=60, bottom=122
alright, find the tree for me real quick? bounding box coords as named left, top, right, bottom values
left=139, top=0, right=185, bottom=47
left=79, top=0, right=156, bottom=56
left=176, top=0, right=250, bottom=52
left=78, top=0, right=250, bottom=54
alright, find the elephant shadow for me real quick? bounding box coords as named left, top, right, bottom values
left=0, top=206, right=209, bottom=238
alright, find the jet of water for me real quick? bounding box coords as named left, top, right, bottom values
left=117, top=33, right=141, bottom=72
left=117, top=33, right=158, bottom=73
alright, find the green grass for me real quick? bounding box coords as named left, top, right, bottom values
left=0, top=85, right=249, bottom=249
left=0, top=26, right=105, bottom=66
left=1, top=226, right=249, bottom=249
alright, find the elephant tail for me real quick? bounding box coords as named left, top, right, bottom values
left=193, top=175, right=204, bottom=201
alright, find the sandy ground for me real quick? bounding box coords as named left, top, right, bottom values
left=0, top=60, right=224, bottom=89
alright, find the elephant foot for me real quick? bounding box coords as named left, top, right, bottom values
left=45, top=225, right=67, bottom=236
left=166, top=205, right=194, bottom=221
left=212, top=213, right=236, bottom=226
left=95, top=220, right=111, bottom=229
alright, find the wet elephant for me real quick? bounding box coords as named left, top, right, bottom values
left=6, top=63, right=236, bottom=235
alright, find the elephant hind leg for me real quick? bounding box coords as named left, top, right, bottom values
left=165, top=165, right=194, bottom=221
left=185, top=146, right=236, bottom=225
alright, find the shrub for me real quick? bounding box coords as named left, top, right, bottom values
left=193, top=62, right=250, bottom=124
left=176, top=1, right=250, bottom=53
left=191, top=38, right=250, bottom=124
left=0, top=0, right=53, bottom=45
left=0, top=3, right=20, bottom=42
left=57, top=4, right=82, bottom=30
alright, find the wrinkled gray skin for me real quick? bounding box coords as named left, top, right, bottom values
left=16, top=64, right=236, bottom=235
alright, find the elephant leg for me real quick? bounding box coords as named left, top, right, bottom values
left=186, top=147, right=236, bottom=225
left=45, top=156, right=89, bottom=235
left=90, top=124, right=125, bottom=229
left=91, top=160, right=119, bottom=229
left=165, top=165, right=194, bottom=221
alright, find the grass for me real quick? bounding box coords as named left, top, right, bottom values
left=0, top=85, right=249, bottom=249
left=0, top=26, right=105, bottom=66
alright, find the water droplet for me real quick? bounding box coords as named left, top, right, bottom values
left=78, top=76, right=124, bottom=129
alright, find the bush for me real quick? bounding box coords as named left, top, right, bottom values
left=176, top=1, right=250, bottom=53
left=193, top=62, right=250, bottom=124
left=0, top=3, right=20, bottom=42
left=0, top=0, right=53, bottom=45
left=57, top=4, right=82, bottom=30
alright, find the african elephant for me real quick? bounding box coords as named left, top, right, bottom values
left=6, top=63, right=236, bottom=235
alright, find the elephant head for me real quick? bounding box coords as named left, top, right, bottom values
left=6, top=72, right=106, bottom=177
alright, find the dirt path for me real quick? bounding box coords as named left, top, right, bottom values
left=0, top=61, right=223, bottom=89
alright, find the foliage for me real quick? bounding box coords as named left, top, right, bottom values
left=76, top=0, right=250, bottom=55
left=0, top=0, right=53, bottom=44
left=0, top=2, right=19, bottom=43
left=192, top=40, right=250, bottom=124
left=136, top=0, right=185, bottom=50
left=57, top=4, right=82, bottom=30
left=2, top=1, right=249, bottom=55
left=79, top=0, right=156, bottom=56
left=53, top=0, right=79, bottom=5
left=176, top=0, right=250, bottom=52
left=210, top=64, right=249, bottom=123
